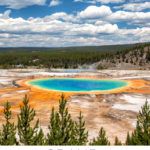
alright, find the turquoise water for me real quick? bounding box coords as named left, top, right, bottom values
left=28, top=78, right=128, bottom=92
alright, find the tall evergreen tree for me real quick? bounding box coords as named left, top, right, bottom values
left=47, top=94, right=76, bottom=145
left=74, top=112, right=88, bottom=145
left=126, top=132, right=132, bottom=145
left=33, top=129, right=46, bottom=145
left=17, top=95, right=45, bottom=145
left=0, top=101, right=17, bottom=145
left=126, top=100, right=150, bottom=145
left=114, top=136, right=122, bottom=145
left=90, top=127, right=110, bottom=145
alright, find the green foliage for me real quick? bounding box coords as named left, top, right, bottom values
left=33, top=129, right=46, bottom=145
left=126, top=132, right=132, bottom=145
left=114, top=136, right=122, bottom=145
left=126, top=100, right=150, bottom=145
left=74, top=112, right=88, bottom=145
left=47, top=94, right=76, bottom=145
left=90, top=127, right=110, bottom=145
left=0, top=101, right=17, bottom=145
left=17, top=95, right=45, bottom=145
left=0, top=43, right=141, bottom=69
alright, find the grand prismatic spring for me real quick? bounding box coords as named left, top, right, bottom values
left=27, top=78, right=129, bottom=92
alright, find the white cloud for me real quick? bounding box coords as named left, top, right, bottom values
left=115, top=2, right=150, bottom=11
left=79, top=5, right=112, bottom=19
left=128, top=0, right=148, bottom=2
left=74, top=0, right=125, bottom=4
left=78, top=5, right=150, bottom=26
left=0, top=7, right=149, bottom=47
left=95, top=0, right=125, bottom=4
left=108, top=11, right=150, bottom=25
left=74, top=0, right=84, bottom=2
left=43, top=12, right=77, bottom=22
left=0, top=10, right=11, bottom=19
left=69, top=23, right=118, bottom=36
left=0, top=0, right=46, bottom=9
left=0, top=10, right=117, bottom=35
left=49, top=0, right=62, bottom=7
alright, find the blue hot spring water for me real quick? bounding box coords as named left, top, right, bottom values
left=28, top=78, right=128, bottom=92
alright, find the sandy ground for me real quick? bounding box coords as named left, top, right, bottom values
left=0, top=69, right=150, bottom=144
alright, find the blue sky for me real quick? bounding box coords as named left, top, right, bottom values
left=0, top=0, right=149, bottom=47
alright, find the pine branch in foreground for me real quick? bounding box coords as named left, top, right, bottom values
left=74, top=112, right=88, bottom=145
left=47, top=94, right=76, bottom=145
left=126, top=100, right=150, bottom=145
left=114, top=136, right=122, bottom=145
left=0, top=101, right=17, bottom=145
left=17, top=95, right=45, bottom=145
left=90, top=127, right=110, bottom=145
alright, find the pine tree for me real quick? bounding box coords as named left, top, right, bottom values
left=90, top=127, right=110, bottom=145
left=74, top=112, right=88, bottom=145
left=0, top=101, right=17, bottom=145
left=126, top=132, right=132, bottom=145
left=33, top=129, right=46, bottom=145
left=114, top=136, right=122, bottom=145
left=126, top=131, right=140, bottom=145
left=18, top=95, right=45, bottom=145
left=47, top=94, right=76, bottom=145
left=126, top=100, right=150, bottom=145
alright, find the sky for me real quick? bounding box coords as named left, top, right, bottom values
left=0, top=0, right=149, bottom=47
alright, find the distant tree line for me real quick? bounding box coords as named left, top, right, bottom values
left=0, top=50, right=114, bottom=69
left=0, top=43, right=149, bottom=69
left=116, top=43, right=150, bottom=59
left=0, top=94, right=150, bottom=145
